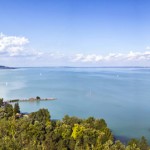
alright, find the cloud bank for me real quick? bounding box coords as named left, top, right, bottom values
left=0, top=33, right=150, bottom=66
left=0, top=33, right=67, bottom=66
left=72, top=51, right=150, bottom=63
left=0, top=33, right=29, bottom=56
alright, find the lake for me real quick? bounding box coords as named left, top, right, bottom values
left=0, top=67, right=150, bottom=142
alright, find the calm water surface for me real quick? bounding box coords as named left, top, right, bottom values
left=0, top=67, right=150, bottom=142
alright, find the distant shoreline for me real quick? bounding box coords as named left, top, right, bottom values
left=14, top=66, right=150, bottom=69
left=0, top=66, right=16, bottom=69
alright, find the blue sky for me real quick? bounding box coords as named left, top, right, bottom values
left=0, top=0, right=150, bottom=66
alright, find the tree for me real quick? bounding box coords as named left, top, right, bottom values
left=71, top=124, right=85, bottom=140
left=62, top=115, right=82, bottom=126
left=14, top=103, right=20, bottom=114
left=0, top=108, right=5, bottom=119
left=36, top=96, right=41, bottom=100
left=94, top=119, right=107, bottom=130
left=30, top=108, right=50, bottom=124
left=139, top=136, right=148, bottom=150
left=4, top=103, right=13, bottom=118
left=0, top=98, right=3, bottom=107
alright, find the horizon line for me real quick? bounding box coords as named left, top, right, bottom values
left=16, top=66, right=150, bottom=68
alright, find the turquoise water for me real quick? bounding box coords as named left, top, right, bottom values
left=0, top=67, right=150, bottom=141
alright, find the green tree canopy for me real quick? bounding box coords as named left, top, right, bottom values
left=0, top=98, right=3, bottom=107
left=30, top=108, right=50, bottom=124
left=14, top=103, right=20, bottom=114
left=4, top=103, right=13, bottom=118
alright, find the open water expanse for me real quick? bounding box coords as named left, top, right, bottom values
left=0, top=67, right=150, bottom=142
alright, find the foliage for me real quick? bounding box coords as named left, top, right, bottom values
left=71, top=124, right=85, bottom=140
left=0, top=102, right=149, bottom=149
left=0, top=98, right=3, bottom=107
left=9, top=99, right=19, bottom=102
left=4, top=103, right=13, bottom=119
left=29, top=108, right=50, bottom=124
left=36, top=96, right=41, bottom=100
left=14, top=102, right=20, bottom=114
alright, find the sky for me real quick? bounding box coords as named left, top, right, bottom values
left=0, top=0, right=150, bottom=67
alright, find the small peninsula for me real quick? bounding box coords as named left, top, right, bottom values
left=0, top=65, right=16, bottom=69
left=7, top=96, right=56, bottom=103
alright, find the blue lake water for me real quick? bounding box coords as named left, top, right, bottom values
left=0, top=67, right=150, bottom=142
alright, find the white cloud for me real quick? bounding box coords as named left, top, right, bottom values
left=72, top=51, right=150, bottom=63
left=72, top=53, right=84, bottom=61
left=0, top=33, right=65, bottom=58
left=0, top=33, right=29, bottom=56
left=1, top=33, right=150, bottom=66
left=0, top=33, right=68, bottom=66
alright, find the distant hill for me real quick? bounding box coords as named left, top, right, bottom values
left=0, top=66, right=16, bottom=69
